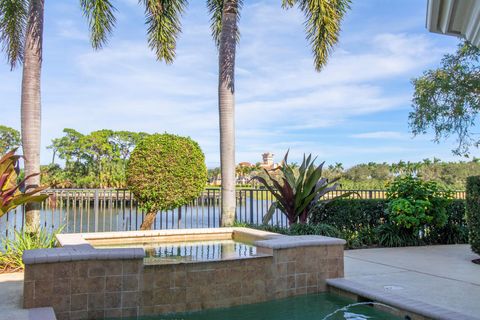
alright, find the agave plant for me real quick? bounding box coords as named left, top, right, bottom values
left=0, top=149, right=48, bottom=217
left=253, top=151, right=347, bottom=225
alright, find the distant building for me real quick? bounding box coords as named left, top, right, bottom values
left=260, top=152, right=278, bottom=170
left=238, top=161, right=253, bottom=167
left=209, top=152, right=279, bottom=186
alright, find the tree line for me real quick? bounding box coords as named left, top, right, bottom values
left=225, top=159, right=480, bottom=190
left=4, top=123, right=479, bottom=190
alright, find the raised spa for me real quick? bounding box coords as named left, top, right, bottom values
left=22, top=227, right=347, bottom=320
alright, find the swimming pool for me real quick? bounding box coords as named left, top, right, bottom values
left=113, top=293, right=401, bottom=320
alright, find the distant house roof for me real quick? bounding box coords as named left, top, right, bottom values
left=426, top=0, right=480, bottom=47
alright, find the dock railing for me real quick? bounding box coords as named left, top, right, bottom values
left=0, top=188, right=466, bottom=239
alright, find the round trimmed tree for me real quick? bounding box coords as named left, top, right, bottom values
left=127, top=133, right=207, bottom=230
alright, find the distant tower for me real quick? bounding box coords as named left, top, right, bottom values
left=262, top=152, right=274, bottom=167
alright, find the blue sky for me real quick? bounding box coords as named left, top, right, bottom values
left=0, top=0, right=464, bottom=168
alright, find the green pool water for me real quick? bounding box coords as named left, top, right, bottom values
left=117, top=293, right=401, bottom=320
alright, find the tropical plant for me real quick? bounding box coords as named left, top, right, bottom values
left=252, top=151, right=346, bottom=225
left=0, top=227, right=61, bottom=272
left=126, top=133, right=207, bottom=230
left=466, top=176, right=480, bottom=255
left=386, top=175, right=452, bottom=232
left=0, top=149, right=48, bottom=217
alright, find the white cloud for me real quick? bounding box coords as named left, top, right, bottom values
left=1, top=0, right=462, bottom=167
left=351, top=131, right=407, bottom=139
left=56, top=20, right=88, bottom=41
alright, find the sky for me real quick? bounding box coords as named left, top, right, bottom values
left=0, top=0, right=465, bottom=168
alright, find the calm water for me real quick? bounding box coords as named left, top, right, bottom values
left=94, top=239, right=259, bottom=264
left=114, top=293, right=401, bottom=320
left=0, top=197, right=287, bottom=239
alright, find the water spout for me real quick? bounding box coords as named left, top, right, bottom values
left=322, top=301, right=398, bottom=320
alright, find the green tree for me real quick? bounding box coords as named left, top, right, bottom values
left=127, top=133, right=207, bottom=230
left=47, top=128, right=149, bottom=188
left=410, top=41, right=480, bottom=156
left=0, top=125, right=21, bottom=155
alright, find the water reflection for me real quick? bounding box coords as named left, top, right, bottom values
left=96, top=239, right=258, bottom=264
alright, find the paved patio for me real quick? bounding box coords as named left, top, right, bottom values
left=344, top=244, right=480, bottom=319
left=0, top=272, right=54, bottom=320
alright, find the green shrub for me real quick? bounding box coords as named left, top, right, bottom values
left=127, top=133, right=207, bottom=230
left=466, top=176, right=480, bottom=254
left=310, top=198, right=467, bottom=248
left=310, top=199, right=387, bottom=229
left=386, top=176, right=451, bottom=232
left=288, top=223, right=341, bottom=238
left=0, top=227, right=61, bottom=272
left=375, top=223, right=419, bottom=247
left=426, top=200, right=468, bottom=244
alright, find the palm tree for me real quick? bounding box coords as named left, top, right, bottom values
left=215, top=0, right=239, bottom=226
left=215, top=0, right=351, bottom=226
left=80, top=0, right=350, bottom=227
left=1, top=0, right=45, bottom=231
left=2, top=0, right=350, bottom=229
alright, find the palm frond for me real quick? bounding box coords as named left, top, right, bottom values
left=294, top=0, right=351, bottom=71
left=207, top=0, right=242, bottom=48
left=0, top=0, right=28, bottom=69
left=80, top=0, right=117, bottom=50
left=141, top=0, right=187, bottom=63
left=281, top=0, right=295, bottom=9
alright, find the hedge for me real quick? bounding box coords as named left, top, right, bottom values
left=309, top=199, right=467, bottom=247
left=310, top=199, right=387, bottom=230
left=466, top=176, right=480, bottom=254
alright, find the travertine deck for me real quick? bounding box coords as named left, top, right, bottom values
left=329, top=245, right=480, bottom=320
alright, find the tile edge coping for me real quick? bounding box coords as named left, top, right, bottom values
left=56, top=227, right=347, bottom=249
left=326, top=278, right=479, bottom=320
left=26, top=307, right=57, bottom=320
left=23, top=228, right=346, bottom=265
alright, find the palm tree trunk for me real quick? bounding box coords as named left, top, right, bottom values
left=218, top=0, right=238, bottom=227
left=21, top=0, right=44, bottom=232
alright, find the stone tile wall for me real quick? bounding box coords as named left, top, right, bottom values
left=23, top=235, right=345, bottom=320
left=24, top=259, right=143, bottom=320
left=138, top=244, right=344, bottom=316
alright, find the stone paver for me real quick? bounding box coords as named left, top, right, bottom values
left=0, top=272, right=55, bottom=320
left=344, top=245, right=480, bottom=319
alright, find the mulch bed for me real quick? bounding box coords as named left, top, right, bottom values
left=0, top=266, right=23, bottom=274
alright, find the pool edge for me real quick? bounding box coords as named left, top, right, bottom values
left=327, top=278, right=478, bottom=320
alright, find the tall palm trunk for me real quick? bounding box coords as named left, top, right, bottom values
left=21, top=0, right=44, bottom=232
left=218, top=0, right=238, bottom=227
